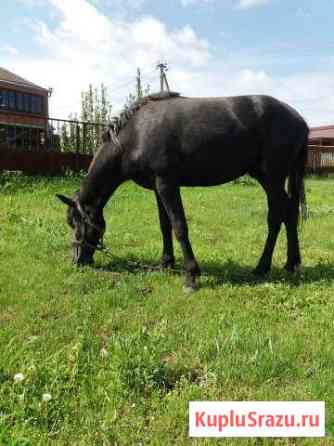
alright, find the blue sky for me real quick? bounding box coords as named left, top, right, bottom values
left=1, top=0, right=334, bottom=124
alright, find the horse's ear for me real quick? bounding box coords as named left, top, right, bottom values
left=56, top=194, right=76, bottom=207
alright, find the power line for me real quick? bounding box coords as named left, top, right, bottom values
left=108, top=68, right=157, bottom=94
left=51, top=68, right=158, bottom=113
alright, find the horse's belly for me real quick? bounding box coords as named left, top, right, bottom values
left=179, top=168, right=247, bottom=186
left=175, top=138, right=256, bottom=186
left=177, top=154, right=249, bottom=186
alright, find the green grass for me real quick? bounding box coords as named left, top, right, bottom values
left=0, top=172, right=334, bottom=445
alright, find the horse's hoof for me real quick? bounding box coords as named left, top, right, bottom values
left=252, top=267, right=269, bottom=278
left=161, top=261, right=175, bottom=270
left=161, top=256, right=175, bottom=270
left=284, top=263, right=302, bottom=274
left=184, top=272, right=200, bottom=293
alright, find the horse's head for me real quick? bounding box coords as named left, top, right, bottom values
left=56, top=193, right=105, bottom=265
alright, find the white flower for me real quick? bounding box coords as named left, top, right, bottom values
left=13, top=373, right=25, bottom=383
left=42, top=393, right=52, bottom=402
left=100, top=348, right=108, bottom=358
left=27, top=336, right=39, bottom=343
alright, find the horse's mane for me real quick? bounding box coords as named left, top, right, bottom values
left=107, top=91, right=181, bottom=137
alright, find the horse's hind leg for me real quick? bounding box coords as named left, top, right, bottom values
left=253, top=179, right=287, bottom=276
left=284, top=192, right=301, bottom=272
left=155, top=191, right=175, bottom=269
left=155, top=176, right=200, bottom=290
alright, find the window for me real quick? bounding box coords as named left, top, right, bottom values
left=6, top=126, right=17, bottom=149
left=0, top=90, right=8, bottom=108
left=31, top=96, right=37, bottom=114
left=0, top=124, right=6, bottom=144
left=36, top=96, right=43, bottom=114
left=0, top=124, right=47, bottom=150
left=0, top=89, right=44, bottom=114
left=23, top=94, right=31, bottom=113
left=31, top=95, right=43, bottom=114
left=8, top=91, right=15, bottom=109
left=16, top=92, right=23, bottom=111
left=0, top=90, right=4, bottom=108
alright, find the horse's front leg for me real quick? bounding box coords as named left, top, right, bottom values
left=254, top=183, right=284, bottom=276
left=155, top=176, right=200, bottom=291
left=155, top=191, right=175, bottom=269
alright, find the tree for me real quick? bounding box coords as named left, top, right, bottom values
left=59, top=112, right=79, bottom=153
left=60, top=70, right=151, bottom=154
left=78, top=83, right=113, bottom=153
left=125, top=68, right=150, bottom=109
left=80, top=83, right=113, bottom=124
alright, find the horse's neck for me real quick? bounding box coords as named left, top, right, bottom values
left=79, top=148, right=123, bottom=210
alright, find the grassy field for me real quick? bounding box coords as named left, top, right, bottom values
left=1, top=172, right=334, bottom=445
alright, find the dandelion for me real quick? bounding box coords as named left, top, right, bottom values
left=13, top=373, right=25, bottom=383
left=42, top=393, right=52, bottom=402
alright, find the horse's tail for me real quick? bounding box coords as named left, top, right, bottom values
left=288, top=127, right=309, bottom=224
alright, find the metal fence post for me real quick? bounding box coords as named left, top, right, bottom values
left=76, top=123, right=80, bottom=171
left=83, top=123, right=87, bottom=154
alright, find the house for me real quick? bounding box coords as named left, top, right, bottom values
left=0, top=67, right=49, bottom=150
left=309, top=125, right=334, bottom=147
left=308, top=125, right=334, bottom=172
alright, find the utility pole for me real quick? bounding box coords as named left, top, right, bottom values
left=156, top=61, right=170, bottom=93
left=136, top=68, right=143, bottom=99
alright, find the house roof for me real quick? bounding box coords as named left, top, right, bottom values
left=309, top=125, right=334, bottom=141
left=0, top=67, right=47, bottom=92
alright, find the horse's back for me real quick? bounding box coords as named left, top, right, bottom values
left=123, top=94, right=308, bottom=185
left=138, top=94, right=307, bottom=147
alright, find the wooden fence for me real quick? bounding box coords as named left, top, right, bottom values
left=307, top=145, right=334, bottom=174
left=0, top=146, right=92, bottom=175
left=1, top=130, right=334, bottom=176
left=0, top=117, right=103, bottom=175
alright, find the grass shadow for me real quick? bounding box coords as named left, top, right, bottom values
left=93, top=253, right=334, bottom=288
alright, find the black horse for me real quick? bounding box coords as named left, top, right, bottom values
left=57, top=93, right=308, bottom=291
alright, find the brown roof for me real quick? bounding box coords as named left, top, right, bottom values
left=0, top=66, right=47, bottom=91
left=309, top=125, right=334, bottom=141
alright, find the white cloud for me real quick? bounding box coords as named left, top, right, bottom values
left=0, top=44, right=19, bottom=56
left=8, top=0, right=209, bottom=117
left=4, top=0, right=334, bottom=126
left=237, top=0, right=270, bottom=10
left=167, top=67, right=334, bottom=126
